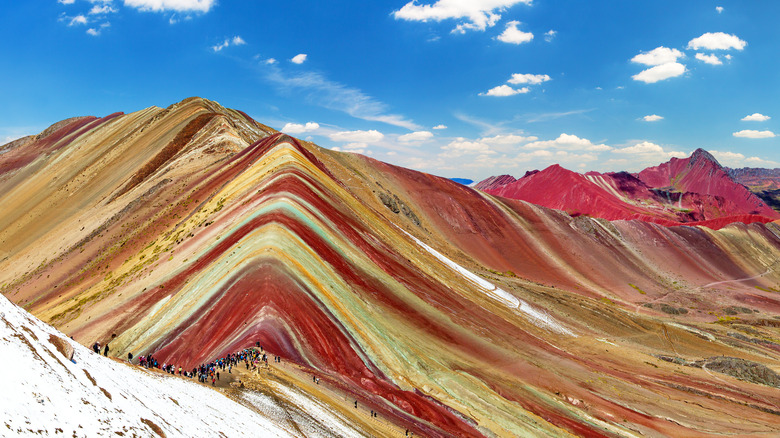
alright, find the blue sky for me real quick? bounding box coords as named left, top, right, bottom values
left=2, top=1, right=779, bottom=179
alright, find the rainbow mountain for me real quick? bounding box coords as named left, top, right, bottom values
left=2, top=97, right=780, bottom=437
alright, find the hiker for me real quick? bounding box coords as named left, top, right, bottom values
left=103, top=344, right=109, bottom=356
left=92, top=342, right=100, bottom=354
left=127, top=352, right=133, bottom=362
left=354, top=401, right=358, bottom=409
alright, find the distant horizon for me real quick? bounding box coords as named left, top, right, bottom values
left=2, top=1, right=779, bottom=180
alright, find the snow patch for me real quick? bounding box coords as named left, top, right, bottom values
left=401, top=230, right=574, bottom=336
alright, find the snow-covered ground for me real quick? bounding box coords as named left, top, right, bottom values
left=0, top=294, right=360, bottom=437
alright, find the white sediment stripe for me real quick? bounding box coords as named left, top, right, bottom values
left=401, top=229, right=574, bottom=336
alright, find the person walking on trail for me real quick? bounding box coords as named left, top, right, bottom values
left=103, top=344, right=109, bottom=357
left=127, top=352, right=133, bottom=362
left=92, top=342, right=100, bottom=354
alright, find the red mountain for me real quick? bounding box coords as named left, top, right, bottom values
left=637, top=148, right=778, bottom=218
left=477, top=149, right=780, bottom=229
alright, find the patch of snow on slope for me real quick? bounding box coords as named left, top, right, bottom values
left=0, top=294, right=298, bottom=437
left=243, top=382, right=368, bottom=438
left=401, top=230, right=573, bottom=336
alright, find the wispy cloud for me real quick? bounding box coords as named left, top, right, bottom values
left=265, top=67, right=420, bottom=130
left=212, top=35, right=246, bottom=52
left=124, top=0, right=216, bottom=13
left=525, top=109, right=594, bottom=123
left=69, top=14, right=88, bottom=26
left=453, top=113, right=506, bottom=136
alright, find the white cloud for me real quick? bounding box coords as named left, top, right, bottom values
left=393, top=0, right=532, bottom=33
left=712, top=150, right=744, bottom=161
left=480, top=134, right=536, bottom=145
left=342, top=142, right=368, bottom=153
left=291, top=54, right=307, bottom=64
left=211, top=40, right=229, bottom=52
left=544, top=30, right=556, bottom=42
left=86, top=27, right=100, bottom=36
left=711, top=150, right=779, bottom=167
left=480, top=84, right=529, bottom=96
left=58, top=0, right=76, bottom=4
left=89, top=4, right=116, bottom=14
left=631, top=47, right=684, bottom=66
left=439, top=133, right=537, bottom=159
left=265, top=58, right=277, bottom=65
left=642, top=114, right=664, bottom=122
left=69, top=14, right=88, bottom=26
left=608, top=142, right=687, bottom=169
left=515, top=149, right=554, bottom=161
left=329, top=129, right=384, bottom=143
left=398, top=131, right=434, bottom=142
left=733, top=130, right=776, bottom=139
left=441, top=138, right=496, bottom=158
left=496, top=20, right=533, bottom=44
left=687, top=32, right=746, bottom=51
left=742, top=113, right=770, bottom=122
left=266, top=69, right=420, bottom=130
left=123, top=0, right=216, bottom=12
left=525, top=133, right=611, bottom=151
left=211, top=36, right=245, bottom=52
left=508, top=73, right=550, bottom=85
left=281, top=122, right=320, bottom=134
left=716, top=6, right=724, bottom=13
left=613, top=141, right=672, bottom=155
left=744, top=156, right=780, bottom=167
left=695, top=53, right=722, bottom=65
left=432, top=124, right=447, bottom=130
left=632, top=62, right=686, bottom=83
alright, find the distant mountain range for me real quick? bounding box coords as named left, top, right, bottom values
left=726, top=166, right=780, bottom=212
left=475, top=148, right=780, bottom=229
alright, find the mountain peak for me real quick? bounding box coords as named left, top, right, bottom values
left=689, top=148, right=721, bottom=168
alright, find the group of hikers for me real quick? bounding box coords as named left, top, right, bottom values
left=93, top=340, right=282, bottom=387
left=91, top=339, right=415, bottom=436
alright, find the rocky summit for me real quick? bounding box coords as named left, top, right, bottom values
left=3, top=98, right=780, bottom=437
